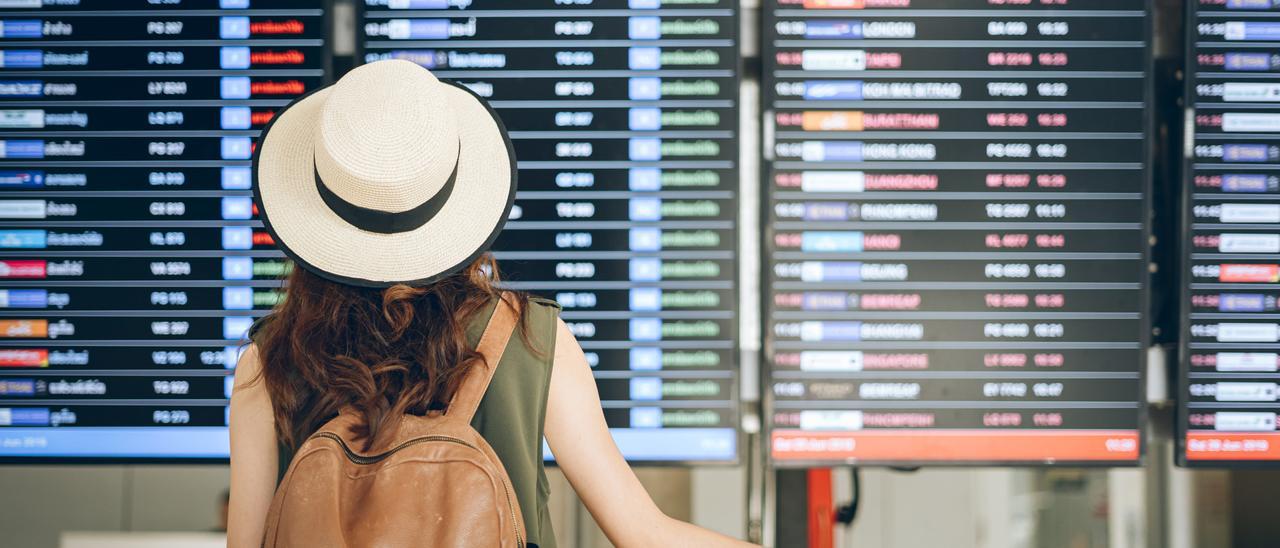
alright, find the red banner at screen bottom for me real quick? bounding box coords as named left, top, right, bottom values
left=771, top=429, right=1142, bottom=462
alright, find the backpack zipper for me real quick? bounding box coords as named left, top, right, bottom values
left=312, top=431, right=525, bottom=548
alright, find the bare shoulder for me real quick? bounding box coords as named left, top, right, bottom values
left=552, top=317, right=586, bottom=364
left=233, top=344, right=263, bottom=387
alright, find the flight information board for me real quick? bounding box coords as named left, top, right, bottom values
left=763, top=1, right=1150, bottom=465
left=0, top=0, right=328, bottom=461
left=1182, top=0, right=1280, bottom=466
left=360, top=0, right=740, bottom=463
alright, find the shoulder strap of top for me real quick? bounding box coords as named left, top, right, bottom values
left=447, top=292, right=519, bottom=423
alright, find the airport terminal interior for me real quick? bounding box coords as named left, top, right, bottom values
left=2, top=0, right=1280, bottom=547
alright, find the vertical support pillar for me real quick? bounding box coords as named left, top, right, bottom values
left=806, top=469, right=834, bottom=548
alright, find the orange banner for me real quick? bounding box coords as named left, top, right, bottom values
left=1185, top=432, right=1280, bottom=461
left=1220, top=264, right=1280, bottom=283
left=771, top=429, right=1140, bottom=462
left=804, top=0, right=865, bottom=8
left=0, top=320, right=47, bottom=338
left=802, top=111, right=863, bottom=131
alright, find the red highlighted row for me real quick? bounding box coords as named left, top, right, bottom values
left=771, top=429, right=1141, bottom=462
left=1185, top=433, right=1280, bottom=461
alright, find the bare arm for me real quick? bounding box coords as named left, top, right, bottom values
left=544, top=319, right=756, bottom=548
left=227, top=345, right=279, bottom=548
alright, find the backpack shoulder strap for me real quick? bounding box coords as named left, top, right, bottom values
left=447, top=292, right=519, bottom=423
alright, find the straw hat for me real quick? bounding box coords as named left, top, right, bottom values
left=252, top=59, right=516, bottom=287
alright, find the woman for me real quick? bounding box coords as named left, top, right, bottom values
left=228, top=59, right=754, bottom=547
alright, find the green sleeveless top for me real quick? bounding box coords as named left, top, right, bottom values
left=268, top=296, right=560, bottom=548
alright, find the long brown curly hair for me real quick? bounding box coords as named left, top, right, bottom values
left=251, top=254, right=526, bottom=452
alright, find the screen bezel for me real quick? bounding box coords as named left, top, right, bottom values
left=0, top=0, right=336, bottom=465
left=759, top=0, right=1155, bottom=468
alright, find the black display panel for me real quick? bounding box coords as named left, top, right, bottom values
left=1181, top=0, right=1280, bottom=467
left=762, top=0, right=1150, bottom=465
left=0, top=1, right=329, bottom=461
left=360, top=0, right=741, bottom=463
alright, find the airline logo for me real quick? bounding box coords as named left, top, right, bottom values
left=803, top=81, right=862, bottom=100
left=1221, top=263, right=1280, bottom=282
left=0, top=20, right=42, bottom=39
left=221, top=136, right=252, bottom=160
left=223, top=316, right=253, bottom=341
left=0, top=109, right=42, bottom=128
left=1223, top=113, right=1280, bottom=133
left=1221, top=203, right=1280, bottom=223
left=0, top=348, right=47, bottom=367
left=1217, top=352, right=1279, bottom=372
left=1216, top=323, right=1280, bottom=343
left=804, top=111, right=864, bottom=131
left=1223, top=143, right=1274, bottom=163
left=1225, top=21, right=1280, bottom=42
left=0, top=260, right=44, bottom=278
left=0, top=407, right=48, bottom=426
left=630, top=347, right=662, bottom=371
left=1215, top=382, right=1279, bottom=402
left=1225, top=52, right=1273, bottom=72
left=801, top=111, right=938, bottom=131
left=802, top=50, right=865, bottom=71
left=1219, top=293, right=1271, bottom=312
left=800, top=351, right=864, bottom=372
left=0, top=378, right=33, bottom=396
left=800, top=410, right=863, bottom=431
left=805, top=21, right=863, bottom=39
left=220, top=106, right=251, bottom=130
left=0, top=199, right=43, bottom=219
left=0, top=170, right=42, bottom=187
left=1229, top=0, right=1275, bottom=8
left=220, top=46, right=250, bottom=69
left=1224, top=83, right=1280, bottom=103
left=0, top=139, right=44, bottom=159
left=221, top=166, right=251, bottom=190
left=220, top=16, right=251, bottom=39
left=0, top=230, right=43, bottom=248
left=1215, top=412, right=1276, bottom=432
left=0, top=80, right=41, bottom=98
left=386, top=0, right=462, bottom=8
left=0, top=289, right=46, bottom=308
left=801, top=171, right=864, bottom=192
left=1220, top=233, right=1280, bottom=253
left=804, top=0, right=866, bottom=8
left=1222, top=174, right=1276, bottom=193
left=222, top=287, right=253, bottom=310
left=221, top=197, right=253, bottom=220
left=0, top=50, right=43, bottom=69
left=628, top=47, right=661, bottom=70
left=0, top=319, right=46, bottom=338
left=221, top=77, right=307, bottom=98
left=802, top=231, right=864, bottom=252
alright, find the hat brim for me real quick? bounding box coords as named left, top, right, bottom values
left=252, top=80, right=517, bottom=288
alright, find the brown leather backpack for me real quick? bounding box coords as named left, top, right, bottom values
left=262, top=297, right=527, bottom=547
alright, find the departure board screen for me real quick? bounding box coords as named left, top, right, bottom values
left=763, top=1, right=1150, bottom=465
left=1182, top=0, right=1280, bottom=466
left=0, top=0, right=328, bottom=461
left=361, top=0, right=740, bottom=463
